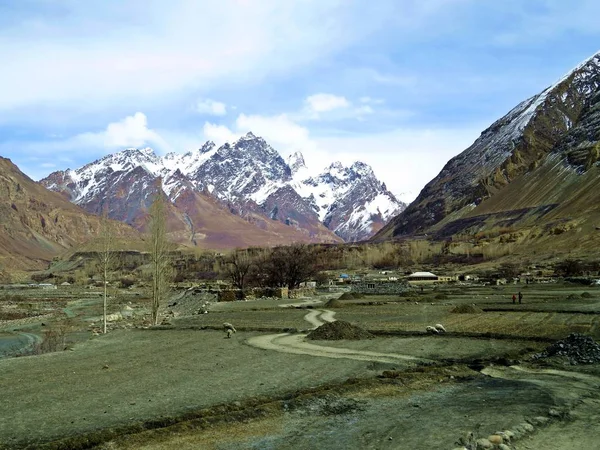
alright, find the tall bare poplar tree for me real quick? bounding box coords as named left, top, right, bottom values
left=148, top=191, right=171, bottom=325
left=99, top=207, right=116, bottom=334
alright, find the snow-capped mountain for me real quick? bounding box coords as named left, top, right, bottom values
left=295, top=161, right=403, bottom=240
left=375, top=50, right=600, bottom=241
left=42, top=132, right=405, bottom=242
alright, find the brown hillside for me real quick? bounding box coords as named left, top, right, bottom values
left=373, top=52, right=600, bottom=258
left=162, top=188, right=342, bottom=249
left=376, top=52, right=600, bottom=244
left=0, top=157, right=139, bottom=271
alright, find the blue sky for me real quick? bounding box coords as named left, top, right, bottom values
left=1, top=0, right=600, bottom=202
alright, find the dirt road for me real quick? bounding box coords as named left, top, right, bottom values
left=302, top=308, right=336, bottom=328
left=247, top=309, right=428, bottom=365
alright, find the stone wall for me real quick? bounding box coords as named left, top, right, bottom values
left=250, top=287, right=289, bottom=299
left=288, top=288, right=315, bottom=299
left=350, top=280, right=408, bottom=295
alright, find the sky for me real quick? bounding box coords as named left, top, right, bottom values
left=1, top=0, right=600, bottom=203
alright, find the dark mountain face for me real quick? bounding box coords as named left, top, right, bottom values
left=188, top=133, right=292, bottom=200
left=375, top=52, right=600, bottom=242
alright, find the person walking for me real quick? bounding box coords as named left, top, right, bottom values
left=512, top=294, right=516, bottom=304
left=518, top=291, right=523, bottom=304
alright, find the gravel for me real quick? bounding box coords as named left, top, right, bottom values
left=532, top=333, right=600, bottom=364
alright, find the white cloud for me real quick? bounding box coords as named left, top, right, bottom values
left=203, top=122, right=239, bottom=147
left=103, top=112, right=164, bottom=148
left=354, top=105, right=374, bottom=116
left=304, top=93, right=350, bottom=113
left=194, top=99, right=227, bottom=116
left=72, top=112, right=170, bottom=151
left=3, top=112, right=171, bottom=159
left=0, top=1, right=386, bottom=114
left=299, top=93, right=381, bottom=121
left=236, top=113, right=313, bottom=147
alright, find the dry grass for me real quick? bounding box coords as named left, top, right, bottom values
left=100, top=416, right=283, bottom=450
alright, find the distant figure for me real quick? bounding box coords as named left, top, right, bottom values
left=518, top=291, right=523, bottom=304
left=512, top=294, right=516, bottom=304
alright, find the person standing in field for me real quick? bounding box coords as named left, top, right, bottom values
left=518, top=291, right=523, bottom=304
left=512, top=294, right=516, bottom=304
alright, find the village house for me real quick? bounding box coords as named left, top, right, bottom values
left=405, top=272, right=457, bottom=285
left=405, top=271, right=438, bottom=285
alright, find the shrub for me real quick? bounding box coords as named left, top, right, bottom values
left=581, top=292, right=593, bottom=298
left=119, top=277, right=135, bottom=288
left=30, top=272, right=53, bottom=282
left=218, top=290, right=237, bottom=302
left=32, top=322, right=72, bottom=354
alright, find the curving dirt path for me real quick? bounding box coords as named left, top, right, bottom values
left=302, top=308, right=336, bottom=329
left=247, top=332, right=429, bottom=364
left=247, top=309, right=431, bottom=365
left=278, top=298, right=324, bottom=308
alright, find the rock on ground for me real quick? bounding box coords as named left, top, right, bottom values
left=532, top=333, right=600, bottom=364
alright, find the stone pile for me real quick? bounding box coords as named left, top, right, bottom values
left=533, top=333, right=600, bottom=364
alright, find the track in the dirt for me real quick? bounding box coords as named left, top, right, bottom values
left=247, top=309, right=432, bottom=365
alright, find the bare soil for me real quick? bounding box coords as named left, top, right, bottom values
left=306, top=321, right=374, bottom=340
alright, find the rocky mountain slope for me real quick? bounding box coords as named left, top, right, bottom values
left=374, top=51, right=600, bottom=253
left=0, top=157, right=138, bottom=271
left=42, top=133, right=404, bottom=243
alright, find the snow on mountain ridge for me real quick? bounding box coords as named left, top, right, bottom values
left=41, top=132, right=405, bottom=241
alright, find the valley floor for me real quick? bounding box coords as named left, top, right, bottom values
left=1, top=284, right=600, bottom=449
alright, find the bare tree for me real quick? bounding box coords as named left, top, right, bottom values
left=148, top=191, right=171, bottom=325
left=282, top=243, right=318, bottom=289
left=254, top=244, right=317, bottom=290
left=99, top=208, right=117, bottom=334
left=223, top=249, right=253, bottom=290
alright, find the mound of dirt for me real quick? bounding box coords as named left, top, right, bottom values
left=338, top=292, right=363, bottom=300
left=450, top=304, right=483, bottom=314
left=324, top=298, right=343, bottom=308
left=532, top=333, right=600, bottom=365
left=307, top=320, right=373, bottom=341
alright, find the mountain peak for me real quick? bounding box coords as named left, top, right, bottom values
left=350, top=161, right=374, bottom=176
left=240, top=131, right=257, bottom=140
left=328, top=161, right=344, bottom=171
left=287, top=151, right=307, bottom=175
left=200, top=141, right=216, bottom=153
